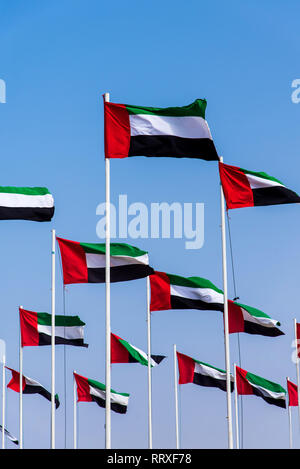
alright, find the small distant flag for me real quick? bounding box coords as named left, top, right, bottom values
left=104, top=99, right=219, bottom=160
left=74, top=372, right=129, bottom=414
left=235, top=366, right=286, bottom=408
left=57, top=237, right=154, bottom=284
left=0, top=425, right=18, bottom=445
left=287, top=379, right=298, bottom=407
left=111, top=333, right=165, bottom=367
left=219, top=162, right=300, bottom=209
left=177, top=351, right=234, bottom=392
left=0, top=186, right=54, bottom=221
left=6, top=367, right=60, bottom=408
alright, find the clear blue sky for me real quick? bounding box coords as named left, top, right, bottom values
left=1, top=0, right=300, bottom=449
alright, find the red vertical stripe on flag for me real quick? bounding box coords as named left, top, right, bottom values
left=6, top=367, right=25, bottom=392
left=227, top=301, right=245, bottom=334
left=111, top=333, right=130, bottom=363
left=287, top=379, right=298, bottom=406
left=296, top=323, right=300, bottom=358
left=235, top=366, right=254, bottom=395
left=19, top=308, right=39, bottom=347
left=176, top=352, right=195, bottom=384
left=56, top=237, right=88, bottom=284
left=73, top=372, right=93, bottom=402
left=150, top=271, right=171, bottom=311
left=219, top=162, right=254, bottom=209
left=104, top=102, right=131, bottom=159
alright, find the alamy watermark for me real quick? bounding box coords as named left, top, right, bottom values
left=0, top=79, right=6, bottom=103
left=291, top=79, right=300, bottom=103
left=96, top=195, right=204, bottom=250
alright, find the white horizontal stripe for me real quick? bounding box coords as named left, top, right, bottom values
left=194, top=362, right=226, bottom=380
left=250, top=382, right=286, bottom=401
left=241, top=308, right=278, bottom=328
left=0, top=193, right=54, bottom=208
left=129, top=114, right=213, bottom=139
left=170, top=284, right=224, bottom=304
left=86, top=252, right=149, bottom=269
left=24, top=376, right=41, bottom=387
left=38, top=324, right=84, bottom=340
left=130, top=343, right=157, bottom=367
left=246, top=174, right=284, bottom=190
left=89, top=386, right=129, bottom=406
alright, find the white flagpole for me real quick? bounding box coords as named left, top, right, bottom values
left=234, top=364, right=239, bottom=449
left=19, top=305, right=23, bottom=450
left=146, top=276, right=153, bottom=448
left=73, top=371, right=77, bottom=449
left=104, top=92, right=111, bottom=449
left=287, top=377, right=293, bottom=449
left=173, top=344, right=179, bottom=449
left=2, top=352, right=5, bottom=449
left=51, top=229, right=56, bottom=449
left=293, top=319, right=300, bottom=426
left=219, top=156, right=234, bottom=449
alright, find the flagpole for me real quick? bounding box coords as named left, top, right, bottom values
left=173, top=344, right=179, bottom=449
left=51, top=229, right=56, bottom=449
left=146, top=276, right=153, bottom=449
left=73, top=371, right=77, bottom=449
left=287, top=377, right=292, bottom=449
left=2, top=351, right=5, bottom=449
left=104, top=92, right=111, bottom=449
left=219, top=156, right=234, bottom=449
left=234, top=363, right=239, bottom=449
left=293, top=318, right=300, bottom=426
left=19, top=305, right=23, bottom=450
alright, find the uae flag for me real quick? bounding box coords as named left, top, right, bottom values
left=177, top=351, right=234, bottom=392
left=219, top=162, right=300, bottom=209
left=150, top=271, right=224, bottom=312
left=57, top=237, right=154, bottom=285
left=74, top=372, right=129, bottom=414
left=104, top=99, right=219, bottom=161
left=19, top=307, right=88, bottom=347
left=0, top=426, right=18, bottom=445
left=0, top=186, right=54, bottom=221
left=236, top=366, right=286, bottom=408
left=6, top=367, right=60, bottom=408
left=111, top=333, right=166, bottom=367
left=228, top=300, right=284, bottom=337
left=287, top=379, right=298, bottom=407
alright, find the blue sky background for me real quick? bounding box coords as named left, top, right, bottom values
left=1, top=0, right=300, bottom=449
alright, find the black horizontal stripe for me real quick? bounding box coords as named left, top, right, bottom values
left=128, top=136, right=219, bottom=161
left=38, top=332, right=88, bottom=347
left=170, top=295, right=224, bottom=312
left=253, top=187, right=300, bottom=207
left=87, top=265, right=154, bottom=283
left=151, top=355, right=166, bottom=365
left=193, top=372, right=234, bottom=392
left=0, top=206, right=54, bottom=222
left=244, top=321, right=284, bottom=337
left=23, top=384, right=60, bottom=408
left=252, top=386, right=286, bottom=408
left=91, top=395, right=128, bottom=414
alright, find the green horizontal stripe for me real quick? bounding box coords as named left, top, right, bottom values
left=241, top=168, right=284, bottom=185
left=126, top=99, right=207, bottom=118
left=167, top=273, right=223, bottom=294
left=119, top=338, right=148, bottom=366
left=0, top=186, right=51, bottom=195
left=87, top=378, right=130, bottom=397
left=80, top=242, right=147, bottom=258
left=194, top=359, right=226, bottom=374
left=37, top=313, right=85, bottom=327
left=246, top=371, right=286, bottom=394
left=236, top=302, right=280, bottom=326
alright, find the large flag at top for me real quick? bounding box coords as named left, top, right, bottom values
left=111, top=333, right=166, bottom=367
left=219, top=162, right=300, bottom=209
left=57, top=237, right=154, bottom=284
left=150, top=271, right=224, bottom=312
left=104, top=99, right=219, bottom=161
left=236, top=365, right=286, bottom=408
left=0, top=186, right=54, bottom=221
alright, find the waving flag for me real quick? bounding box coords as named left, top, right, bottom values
left=236, top=366, right=286, bottom=408
left=57, top=237, right=154, bottom=285
left=104, top=99, right=219, bottom=160
left=6, top=367, right=60, bottom=408
left=228, top=300, right=283, bottom=337
left=111, top=333, right=165, bottom=367
left=177, top=351, right=233, bottom=392
left=219, top=162, right=300, bottom=209
left=74, top=372, right=129, bottom=414
left=0, top=425, right=18, bottom=445
left=150, top=271, right=224, bottom=312
left=0, top=186, right=54, bottom=221
left=19, top=307, right=88, bottom=347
